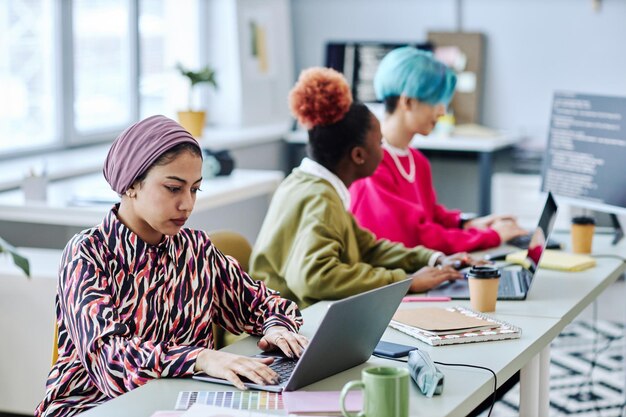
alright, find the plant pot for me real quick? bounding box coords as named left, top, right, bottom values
left=177, top=110, right=206, bottom=138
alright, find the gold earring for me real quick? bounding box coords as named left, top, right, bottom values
left=126, top=191, right=135, bottom=198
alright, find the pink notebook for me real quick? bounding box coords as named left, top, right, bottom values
left=283, top=391, right=362, bottom=414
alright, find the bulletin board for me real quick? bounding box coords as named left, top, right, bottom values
left=427, top=32, right=485, bottom=125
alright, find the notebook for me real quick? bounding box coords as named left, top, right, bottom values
left=181, top=404, right=273, bottom=417
left=506, top=249, right=596, bottom=272
left=428, top=192, right=558, bottom=301
left=390, top=306, right=521, bottom=346
left=392, top=308, right=500, bottom=335
left=194, top=278, right=413, bottom=392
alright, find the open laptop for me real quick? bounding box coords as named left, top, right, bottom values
left=428, top=192, right=558, bottom=301
left=193, top=278, right=412, bottom=392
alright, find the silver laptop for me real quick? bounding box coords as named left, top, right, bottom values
left=428, top=192, right=558, bottom=301
left=193, top=278, right=412, bottom=392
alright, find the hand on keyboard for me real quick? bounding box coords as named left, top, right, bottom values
left=491, top=219, right=528, bottom=242
left=258, top=327, right=309, bottom=359
left=194, top=349, right=280, bottom=390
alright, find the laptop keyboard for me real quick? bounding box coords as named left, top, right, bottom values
left=269, top=358, right=297, bottom=382
left=498, top=274, right=517, bottom=296
left=507, top=234, right=561, bottom=250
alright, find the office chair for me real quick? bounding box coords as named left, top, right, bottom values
left=51, top=322, right=59, bottom=366
left=208, top=230, right=253, bottom=349
left=209, top=230, right=252, bottom=273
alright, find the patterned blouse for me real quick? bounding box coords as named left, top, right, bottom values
left=35, top=206, right=302, bottom=417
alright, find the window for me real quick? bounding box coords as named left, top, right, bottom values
left=139, top=0, right=199, bottom=119
left=0, top=0, right=200, bottom=156
left=0, top=0, right=56, bottom=153
left=73, top=0, right=134, bottom=134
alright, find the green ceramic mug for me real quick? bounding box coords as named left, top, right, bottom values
left=340, top=366, right=409, bottom=417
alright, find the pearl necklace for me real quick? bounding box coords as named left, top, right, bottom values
left=383, top=140, right=415, bottom=183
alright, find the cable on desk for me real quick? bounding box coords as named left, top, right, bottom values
left=434, top=361, right=498, bottom=417
left=372, top=354, right=498, bottom=417
left=592, top=254, right=626, bottom=263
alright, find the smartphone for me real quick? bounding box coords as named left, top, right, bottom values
left=373, top=340, right=417, bottom=358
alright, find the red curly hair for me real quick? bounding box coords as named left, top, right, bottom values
left=288, top=67, right=353, bottom=129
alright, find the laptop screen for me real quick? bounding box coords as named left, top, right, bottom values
left=525, top=192, right=558, bottom=276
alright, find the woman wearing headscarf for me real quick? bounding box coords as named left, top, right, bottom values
left=349, top=47, right=527, bottom=255
left=250, top=67, right=480, bottom=309
left=36, top=115, right=307, bottom=417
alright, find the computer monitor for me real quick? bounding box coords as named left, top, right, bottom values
left=541, top=91, right=626, bottom=243
left=325, top=41, right=433, bottom=103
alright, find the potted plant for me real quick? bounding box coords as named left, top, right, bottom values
left=0, top=236, right=30, bottom=277
left=176, top=63, right=218, bottom=138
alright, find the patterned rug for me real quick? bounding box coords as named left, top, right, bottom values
left=481, top=319, right=625, bottom=417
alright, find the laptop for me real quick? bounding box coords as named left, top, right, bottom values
left=193, top=278, right=413, bottom=392
left=428, top=192, right=558, bottom=301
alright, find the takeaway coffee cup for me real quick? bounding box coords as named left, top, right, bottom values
left=571, top=216, right=595, bottom=254
left=467, top=265, right=500, bottom=312
left=340, top=367, right=409, bottom=417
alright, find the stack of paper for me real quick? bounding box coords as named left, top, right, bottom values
left=181, top=404, right=273, bottom=417
left=390, top=306, right=521, bottom=346
left=283, top=391, right=362, bottom=415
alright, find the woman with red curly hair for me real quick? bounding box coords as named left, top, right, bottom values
left=250, top=68, right=480, bottom=308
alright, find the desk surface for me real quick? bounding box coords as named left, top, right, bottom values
left=284, top=129, right=522, bottom=153
left=0, top=145, right=111, bottom=191
left=0, top=123, right=289, bottom=192
left=477, top=233, right=626, bottom=322
left=0, top=169, right=284, bottom=227
left=78, top=303, right=561, bottom=417
left=77, top=234, right=625, bottom=417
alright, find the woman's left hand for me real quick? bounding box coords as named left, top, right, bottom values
left=258, top=327, right=309, bottom=358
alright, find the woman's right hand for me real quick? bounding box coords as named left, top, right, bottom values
left=490, top=219, right=528, bottom=242
left=407, top=266, right=463, bottom=293
left=194, top=349, right=279, bottom=390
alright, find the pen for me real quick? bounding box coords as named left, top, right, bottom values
left=402, top=296, right=452, bottom=302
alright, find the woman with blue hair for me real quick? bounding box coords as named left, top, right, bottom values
left=350, top=47, right=525, bottom=254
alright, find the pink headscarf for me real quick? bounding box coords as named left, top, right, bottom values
left=103, top=115, right=201, bottom=194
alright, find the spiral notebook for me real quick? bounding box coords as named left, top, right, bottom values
left=390, top=306, right=521, bottom=346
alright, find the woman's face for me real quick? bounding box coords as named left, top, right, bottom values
left=127, top=151, right=203, bottom=244
left=403, top=97, right=446, bottom=136
left=357, top=113, right=384, bottom=178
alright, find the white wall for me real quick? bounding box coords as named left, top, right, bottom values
left=204, top=0, right=294, bottom=126
left=290, top=0, right=626, bottom=146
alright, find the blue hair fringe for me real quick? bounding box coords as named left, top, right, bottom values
left=374, top=46, right=457, bottom=105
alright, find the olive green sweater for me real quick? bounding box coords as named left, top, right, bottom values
left=250, top=169, right=436, bottom=308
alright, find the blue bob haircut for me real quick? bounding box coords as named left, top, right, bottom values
left=374, top=46, right=457, bottom=106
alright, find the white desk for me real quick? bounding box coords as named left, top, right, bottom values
left=0, top=169, right=284, bottom=248
left=76, top=302, right=561, bottom=417
left=0, top=144, right=111, bottom=191
left=0, top=169, right=283, bottom=227
left=284, top=130, right=522, bottom=216
left=0, top=123, right=289, bottom=192
left=76, top=233, right=625, bottom=417
left=493, top=234, right=626, bottom=416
